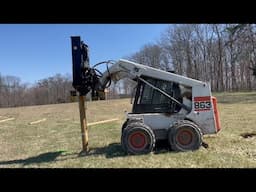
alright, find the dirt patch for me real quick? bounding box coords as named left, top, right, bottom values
left=202, top=142, right=209, bottom=148
left=240, top=132, right=256, bottom=139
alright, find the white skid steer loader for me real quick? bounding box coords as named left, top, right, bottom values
left=71, top=36, right=221, bottom=155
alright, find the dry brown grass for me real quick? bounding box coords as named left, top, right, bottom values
left=1, top=92, right=256, bottom=168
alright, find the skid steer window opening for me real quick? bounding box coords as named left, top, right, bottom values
left=140, top=78, right=155, bottom=104
left=132, top=76, right=183, bottom=114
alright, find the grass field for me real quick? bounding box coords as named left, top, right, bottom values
left=1, top=92, right=256, bottom=168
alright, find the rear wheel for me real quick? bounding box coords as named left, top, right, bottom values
left=121, top=122, right=155, bottom=155
left=168, top=120, right=202, bottom=152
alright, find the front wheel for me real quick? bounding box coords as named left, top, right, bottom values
left=121, top=122, right=155, bottom=155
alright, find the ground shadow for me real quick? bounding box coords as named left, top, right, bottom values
left=0, top=142, right=172, bottom=166
left=153, top=140, right=170, bottom=154
left=88, top=143, right=126, bottom=158
left=88, top=140, right=170, bottom=158
left=0, top=151, right=65, bottom=166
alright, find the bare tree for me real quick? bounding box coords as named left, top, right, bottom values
left=0, top=73, right=74, bottom=108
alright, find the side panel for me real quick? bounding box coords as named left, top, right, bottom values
left=143, top=113, right=185, bottom=130
left=127, top=113, right=185, bottom=139
left=186, top=85, right=217, bottom=134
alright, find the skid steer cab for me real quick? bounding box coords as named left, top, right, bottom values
left=71, top=36, right=221, bottom=155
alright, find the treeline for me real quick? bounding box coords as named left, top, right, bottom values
left=0, top=73, right=73, bottom=107
left=126, top=24, right=256, bottom=92
left=0, top=73, right=123, bottom=108
left=2, top=24, right=256, bottom=107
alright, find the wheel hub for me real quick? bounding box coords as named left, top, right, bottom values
left=129, top=131, right=146, bottom=149
left=177, top=130, right=193, bottom=145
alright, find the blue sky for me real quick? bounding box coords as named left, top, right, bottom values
left=0, top=24, right=169, bottom=84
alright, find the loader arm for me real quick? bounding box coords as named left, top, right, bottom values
left=99, top=59, right=206, bottom=89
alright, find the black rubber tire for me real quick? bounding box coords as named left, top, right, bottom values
left=121, top=122, right=155, bottom=155
left=168, top=120, right=202, bottom=152
left=121, top=119, right=143, bottom=133
left=121, top=120, right=128, bottom=134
